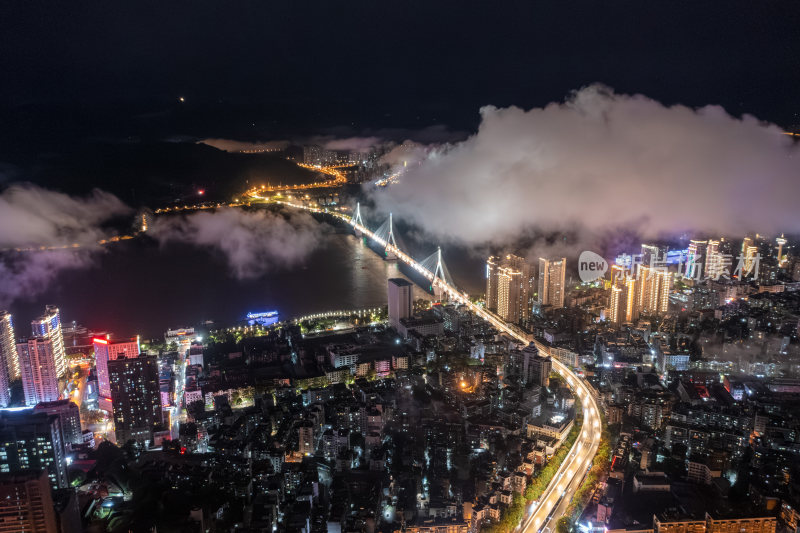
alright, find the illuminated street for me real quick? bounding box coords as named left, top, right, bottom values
left=520, top=374, right=601, bottom=533
left=280, top=199, right=605, bottom=531
left=1, top=6, right=796, bottom=531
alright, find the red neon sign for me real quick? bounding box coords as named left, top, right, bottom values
left=93, top=338, right=108, bottom=345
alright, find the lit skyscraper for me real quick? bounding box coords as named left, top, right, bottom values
left=485, top=256, right=500, bottom=312
left=609, top=265, right=637, bottom=325
left=17, top=338, right=60, bottom=406
left=741, top=236, right=753, bottom=256
left=303, top=144, right=323, bottom=165
left=93, top=337, right=140, bottom=401
left=30, top=306, right=66, bottom=380
left=608, top=264, right=625, bottom=324
left=387, top=278, right=413, bottom=331
left=741, top=237, right=759, bottom=274
left=754, top=233, right=773, bottom=257
left=303, top=144, right=336, bottom=166
left=687, top=239, right=708, bottom=279
left=538, top=257, right=566, bottom=309
left=624, top=277, right=638, bottom=323
left=637, top=266, right=672, bottom=315
left=109, top=355, right=162, bottom=445
left=609, top=284, right=624, bottom=325
left=609, top=263, right=671, bottom=326
left=486, top=254, right=533, bottom=324
left=741, top=236, right=753, bottom=269
left=641, top=244, right=661, bottom=265
left=0, top=312, right=18, bottom=408
left=704, top=239, right=723, bottom=280
left=497, top=266, right=522, bottom=323
left=0, top=312, right=19, bottom=380
left=505, top=254, right=533, bottom=323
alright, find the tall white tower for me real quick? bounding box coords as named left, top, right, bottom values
left=776, top=234, right=787, bottom=264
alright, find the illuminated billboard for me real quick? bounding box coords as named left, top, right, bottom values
left=246, top=311, right=279, bottom=327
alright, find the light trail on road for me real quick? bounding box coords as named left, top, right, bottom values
left=280, top=200, right=604, bottom=532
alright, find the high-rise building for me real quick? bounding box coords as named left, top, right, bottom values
left=0, top=471, right=58, bottom=533
left=30, top=306, right=66, bottom=380
left=609, top=263, right=671, bottom=325
left=520, top=343, right=551, bottom=387
left=608, top=265, right=639, bottom=325
left=108, top=355, right=162, bottom=445
left=303, top=144, right=322, bottom=165
left=741, top=237, right=754, bottom=272
left=0, top=312, right=19, bottom=381
left=538, top=258, right=566, bottom=309
left=93, top=337, right=140, bottom=400
left=687, top=240, right=708, bottom=279
left=497, top=266, right=522, bottom=323
left=623, top=276, right=638, bottom=322
left=485, top=256, right=500, bottom=312
left=638, top=266, right=672, bottom=315
left=505, top=254, right=533, bottom=323
left=486, top=254, right=533, bottom=324
left=387, top=278, right=413, bottom=331
left=0, top=312, right=17, bottom=408
left=754, top=233, right=773, bottom=258
left=641, top=244, right=664, bottom=266
left=298, top=421, right=314, bottom=456
left=739, top=237, right=759, bottom=275
left=704, top=239, right=723, bottom=280
left=17, top=338, right=60, bottom=406
left=609, top=265, right=626, bottom=325
left=741, top=236, right=753, bottom=256
left=609, top=284, right=624, bottom=325
left=0, top=412, right=68, bottom=489
left=33, top=400, right=82, bottom=450
left=302, top=145, right=336, bottom=166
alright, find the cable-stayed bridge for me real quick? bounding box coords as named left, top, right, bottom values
left=280, top=199, right=602, bottom=532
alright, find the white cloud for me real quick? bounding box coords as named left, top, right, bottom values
left=149, top=208, right=323, bottom=278
left=321, top=136, right=383, bottom=152
left=0, top=184, right=132, bottom=248
left=0, top=250, right=93, bottom=308
left=0, top=184, right=132, bottom=307
left=372, top=85, right=800, bottom=245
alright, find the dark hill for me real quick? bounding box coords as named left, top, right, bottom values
left=4, top=141, right=322, bottom=208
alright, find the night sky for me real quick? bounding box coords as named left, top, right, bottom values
left=2, top=0, right=799, bottom=150
left=1, top=0, right=799, bottom=326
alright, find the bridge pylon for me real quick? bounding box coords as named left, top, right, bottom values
left=432, top=247, right=448, bottom=301
left=384, top=213, right=398, bottom=260
left=352, top=202, right=364, bottom=236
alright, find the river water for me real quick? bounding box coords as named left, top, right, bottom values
left=10, top=229, right=484, bottom=339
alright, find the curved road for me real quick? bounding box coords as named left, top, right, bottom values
left=520, top=363, right=601, bottom=533
left=280, top=201, right=604, bottom=532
